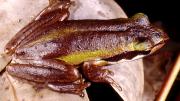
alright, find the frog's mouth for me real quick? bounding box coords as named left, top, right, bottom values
left=150, top=36, right=169, bottom=54
left=150, top=42, right=165, bottom=54
left=105, top=51, right=150, bottom=63
left=107, top=43, right=164, bottom=64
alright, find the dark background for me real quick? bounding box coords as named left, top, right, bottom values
left=87, top=0, right=180, bottom=101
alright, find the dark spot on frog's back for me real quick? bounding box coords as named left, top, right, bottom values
left=43, top=43, right=48, bottom=48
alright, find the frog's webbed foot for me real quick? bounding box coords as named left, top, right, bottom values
left=48, top=79, right=91, bottom=97
left=82, top=60, right=122, bottom=91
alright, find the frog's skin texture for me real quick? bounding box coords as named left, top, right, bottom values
left=5, top=0, right=169, bottom=96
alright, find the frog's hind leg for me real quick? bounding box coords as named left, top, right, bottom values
left=6, top=59, right=81, bottom=83
left=82, top=60, right=122, bottom=91
left=48, top=79, right=90, bottom=97
left=6, top=59, right=91, bottom=96
left=5, top=0, right=71, bottom=55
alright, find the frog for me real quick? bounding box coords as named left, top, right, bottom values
left=4, top=0, right=169, bottom=96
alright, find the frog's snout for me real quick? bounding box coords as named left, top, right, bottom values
left=151, top=30, right=169, bottom=46
left=161, top=32, right=169, bottom=42
left=150, top=29, right=169, bottom=53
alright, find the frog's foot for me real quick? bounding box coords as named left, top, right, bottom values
left=48, top=79, right=91, bottom=97
left=82, top=60, right=122, bottom=91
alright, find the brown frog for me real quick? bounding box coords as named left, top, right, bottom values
left=4, top=0, right=168, bottom=96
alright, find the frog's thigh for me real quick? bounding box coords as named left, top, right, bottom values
left=6, top=59, right=80, bottom=83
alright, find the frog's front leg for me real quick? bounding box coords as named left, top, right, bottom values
left=82, top=60, right=122, bottom=91
left=6, top=59, right=90, bottom=95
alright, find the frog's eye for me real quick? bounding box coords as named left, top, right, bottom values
left=131, top=13, right=150, bottom=26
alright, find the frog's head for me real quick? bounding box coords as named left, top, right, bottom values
left=146, top=26, right=169, bottom=54
left=128, top=13, right=169, bottom=54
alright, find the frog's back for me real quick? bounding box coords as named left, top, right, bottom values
left=14, top=13, right=167, bottom=65
left=15, top=27, right=132, bottom=62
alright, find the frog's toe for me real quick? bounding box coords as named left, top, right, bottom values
left=47, top=80, right=91, bottom=97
